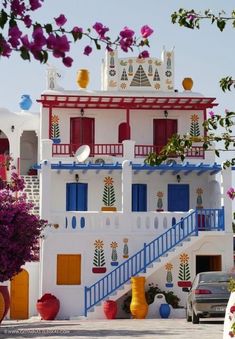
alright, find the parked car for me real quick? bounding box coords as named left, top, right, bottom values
left=185, top=271, right=235, bottom=324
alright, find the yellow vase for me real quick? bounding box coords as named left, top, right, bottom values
left=77, top=69, right=89, bottom=89
left=182, top=77, right=193, bottom=91
left=130, top=276, right=148, bottom=319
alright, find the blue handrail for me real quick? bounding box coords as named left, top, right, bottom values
left=84, top=208, right=224, bottom=316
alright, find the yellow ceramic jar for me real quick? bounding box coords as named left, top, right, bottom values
left=130, top=276, right=148, bottom=319
left=182, top=77, right=193, bottom=91
left=77, top=69, right=89, bottom=89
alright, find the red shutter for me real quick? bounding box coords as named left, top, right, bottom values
left=70, top=118, right=94, bottom=153
left=118, top=122, right=130, bottom=143
left=153, top=119, right=177, bottom=148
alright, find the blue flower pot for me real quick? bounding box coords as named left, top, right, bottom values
left=19, top=94, right=32, bottom=110
left=159, top=303, right=171, bottom=319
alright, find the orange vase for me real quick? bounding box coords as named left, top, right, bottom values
left=130, top=277, right=148, bottom=319
left=182, top=77, right=193, bottom=91
left=77, top=69, right=89, bottom=89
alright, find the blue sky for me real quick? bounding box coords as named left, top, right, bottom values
left=0, top=0, right=234, bottom=113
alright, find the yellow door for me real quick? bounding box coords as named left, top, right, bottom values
left=10, top=269, right=29, bottom=319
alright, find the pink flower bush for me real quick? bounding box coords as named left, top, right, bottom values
left=0, top=1, right=153, bottom=66
left=227, top=188, right=235, bottom=200
left=0, top=172, right=46, bottom=282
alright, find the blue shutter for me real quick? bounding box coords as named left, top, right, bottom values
left=168, top=184, right=189, bottom=212
left=77, top=183, right=88, bottom=211
left=66, top=183, right=77, bottom=211
left=132, top=184, right=147, bottom=212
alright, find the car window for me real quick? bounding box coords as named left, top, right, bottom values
left=199, top=273, right=235, bottom=283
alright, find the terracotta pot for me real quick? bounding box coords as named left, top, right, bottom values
left=130, top=277, right=148, bottom=319
left=182, top=77, right=193, bottom=91
left=0, top=286, right=10, bottom=322
left=103, top=300, right=117, bottom=319
left=36, top=294, right=60, bottom=320
left=76, top=69, right=89, bottom=89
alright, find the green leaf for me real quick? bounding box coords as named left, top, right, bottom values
left=216, top=19, right=226, bottom=31
left=0, top=9, right=8, bottom=29
left=44, top=24, right=53, bottom=34
left=72, top=30, right=83, bottom=42
left=20, top=47, right=30, bottom=61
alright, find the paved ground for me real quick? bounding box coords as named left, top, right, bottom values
left=0, top=318, right=224, bottom=339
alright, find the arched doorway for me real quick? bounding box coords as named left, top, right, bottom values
left=20, top=131, right=38, bottom=175
left=10, top=269, right=29, bottom=319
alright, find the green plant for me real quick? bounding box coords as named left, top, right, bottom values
left=122, top=283, right=180, bottom=314
left=228, top=278, right=235, bottom=292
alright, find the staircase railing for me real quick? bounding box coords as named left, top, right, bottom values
left=84, top=208, right=224, bottom=316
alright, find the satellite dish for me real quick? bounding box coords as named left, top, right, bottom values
left=75, top=145, right=90, bottom=162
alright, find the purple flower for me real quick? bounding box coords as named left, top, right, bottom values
left=32, top=27, right=47, bottom=47
left=0, top=39, right=11, bottom=57
left=29, top=0, right=43, bottom=11
left=84, top=45, right=92, bottom=56
left=119, top=37, right=133, bottom=52
left=8, top=26, right=22, bottom=48
left=92, top=22, right=109, bottom=39
left=23, top=15, right=32, bottom=28
left=47, top=35, right=70, bottom=58
left=62, top=56, right=73, bottom=67
left=187, top=13, right=197, bottom=21
left=140, top=25, right=154, bottom=39
left=119, top=27, right=135, bottom=39
left=72, top=26, right=83, bottom=34
left=208, top=111, right=215, bottom=119
left=21, top=35, right=31, bottom=49
left=10, top=0, right=26, bottom=16
left=138, top=50, right=150, bottom=59
left=227, top=187, right=235, bottom=200
left=54, top=14, right=67, bottom=27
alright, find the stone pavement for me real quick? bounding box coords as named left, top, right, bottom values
left=0, top=318, right=223, bottom=339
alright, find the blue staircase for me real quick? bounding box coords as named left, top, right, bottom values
left=84, top=208, right=224, bottom=316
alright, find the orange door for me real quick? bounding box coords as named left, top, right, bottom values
left=10, top=269, right=29, bottom=319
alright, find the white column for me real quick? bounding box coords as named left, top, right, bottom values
left=221, top=166, right=233, bottom=233
left=122, top=160, right=132, bottom=212
left=122, top=140, right=135, bottom=160
left=39, top=139, right=52, bottom=220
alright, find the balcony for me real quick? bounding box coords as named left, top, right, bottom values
left=52, top=143, right=204, bottom=159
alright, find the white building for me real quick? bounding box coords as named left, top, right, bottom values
left=1, top=49, right=234, bottom=320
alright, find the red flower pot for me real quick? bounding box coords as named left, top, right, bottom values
left=177, top=281, right=192, bottom=288
left=0, top=286, right=10, bottom=322
left=103, top=300, right=117, bottom=319
left=36, top=293, right=60, bottom=320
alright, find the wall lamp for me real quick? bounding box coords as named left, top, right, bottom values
left=75, top=174, right=79, bottom=182
left=80, top=108, right=84, bottom=117
left=177, top=174, right=181, bottom=183
left=164, top=110, right=168, bottom=118
left=11, top=125, right=15, bottom=132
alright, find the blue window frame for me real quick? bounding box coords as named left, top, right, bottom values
left=66, top=183, right=88, bottom=211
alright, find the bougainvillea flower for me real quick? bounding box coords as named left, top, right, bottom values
left=138, top=50, right=150, bottom=58
left=84, top=45, right=92, bottom=56
left=54, top=14, right=67, bottom=27
left=140, top=25, right=154, bottom=38
left=227, top=187, right=235, bottom=200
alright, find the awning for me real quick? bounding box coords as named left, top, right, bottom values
left=37, top=94, right=217, bottom=110
left=34, top=161, right=221, bottom=175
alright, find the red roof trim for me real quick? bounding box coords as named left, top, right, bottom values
left=37, top=94, right=218, bottom=110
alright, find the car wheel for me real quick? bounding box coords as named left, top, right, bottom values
left=192, top=309, right=200, bottom=324
left=186, top=305, right=192, bottom=322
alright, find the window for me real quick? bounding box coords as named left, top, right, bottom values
left=57, top=254, right=81, bottom=285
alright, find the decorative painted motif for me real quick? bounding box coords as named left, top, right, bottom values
left=109, top=70, right=116, bottom=77
left=109, top=52, right=115, bottom=68
left=109, top=80, right=117, bottom=87
left=136, top=58, right=145, bottom=64
left=123, top=238, right=129, bottom=258
left=177, top=253, right=191, bottom=288
left=120, top=60, right=128, bottom=66
left=156, top=191, right=164, bottom=211
left=165, top=262, right=173, bottom=288
left=155, top=60, right=162, bottom=66
left=166, top=52, right=172, bottom=69
left=153, top=69, right=160, bottom=81
left=154, top=83, right=160, bottom=90
left=190, top=114, right=200, bottom=138
left=130, top=65, right=151, bottom=87
left=128, top=61, right=133, bottom=76
left=51, top=114, right=61, bottom=143
left=196, top=188, right=203, bottom=209
left=110, top=241, right=118, bottom=266
left=101, top=177, right=116, bottom=211
left=92, top=239, right=107, bottom=273
left=148, top=64, right=153, bottom=76
left=165, top=71, right=172, bottom=77
left=121, top=69, right=128, bottom=81
left=120, top=83, right=127, bottom=89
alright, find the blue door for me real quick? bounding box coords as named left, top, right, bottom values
left=132, top=184, right=147, bottom=211
left=168, top=184, right=189, bottom=211
left=66, top=183, right=88, bottom=211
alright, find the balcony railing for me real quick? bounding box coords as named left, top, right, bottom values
left=134, top=145, right=204, bottom=158
left=52, top=142, right=204, bottom=158
left=52, top=143, right=123, bottom=157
